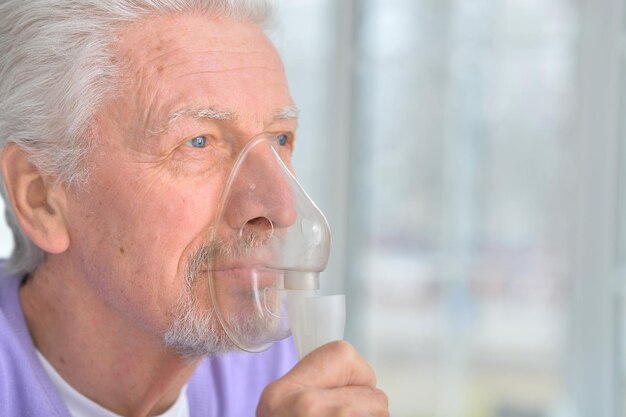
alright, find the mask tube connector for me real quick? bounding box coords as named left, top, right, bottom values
left=285, top=271, right=345, bottom=359
left=287, top=288, right=346, bottom=359
left=283, top=271, right=320, bottom=291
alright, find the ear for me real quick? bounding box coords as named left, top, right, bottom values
left=1, top=143, right=70, bottom=254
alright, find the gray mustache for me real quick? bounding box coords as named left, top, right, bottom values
left=184, top=231, right=274, bottom=286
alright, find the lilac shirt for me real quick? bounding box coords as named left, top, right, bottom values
left=0, top=265, right=298, bottom=417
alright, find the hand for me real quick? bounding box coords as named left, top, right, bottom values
left=257, top=341, right=389, bottom=417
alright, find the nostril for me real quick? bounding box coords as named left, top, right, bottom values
left=239, top=216, right=274, bottom=248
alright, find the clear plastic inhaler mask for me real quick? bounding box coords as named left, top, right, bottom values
left=207, top=132, right=345, bottom=358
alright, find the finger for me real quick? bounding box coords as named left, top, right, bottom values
left=282, top=341, right=377, bottom=389
left=259, top=386, right=389, bottom=417
left=323, top=386, right=390, bottom=417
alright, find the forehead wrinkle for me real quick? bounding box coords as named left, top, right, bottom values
left=172, top=66, right=284, bottom=79
left=143, top=46, right=271, bottom=68
left=143, top=49, right=185, bottom=68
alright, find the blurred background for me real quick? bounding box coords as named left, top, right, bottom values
left=271, top=0, right=621, bottom=416
left=0, top=0, right=623, bottom=416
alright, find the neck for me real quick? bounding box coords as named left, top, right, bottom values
left=20, top=258, right=200, bottom=417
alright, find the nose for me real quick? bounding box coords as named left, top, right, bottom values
left=222, top=137, right=298, bottom=241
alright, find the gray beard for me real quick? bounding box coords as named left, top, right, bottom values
left=161, top=241, right=278, bottom=358
left=162, top=287, right=279, bottom=358
left=162, top=242, right=236, bottom=358
left=162, top=287, right=236, bottom=359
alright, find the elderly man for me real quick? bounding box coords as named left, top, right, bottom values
left=0, top=1, right=388, bottom=416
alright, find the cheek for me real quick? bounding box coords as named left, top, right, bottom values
left=64, top=163, right=222, bottom=328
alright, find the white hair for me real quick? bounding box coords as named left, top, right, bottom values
left=0, top=0, right=274, bottom=275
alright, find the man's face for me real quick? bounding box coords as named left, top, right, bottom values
left=63, top=13, right=297, bottom=355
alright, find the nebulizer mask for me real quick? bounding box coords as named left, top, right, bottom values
left=207, top=132, right=345, bottom=358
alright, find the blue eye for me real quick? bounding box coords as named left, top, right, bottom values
left=276, top=133, right=289, bottom=146
left=187, top=136, right=207, bottom=148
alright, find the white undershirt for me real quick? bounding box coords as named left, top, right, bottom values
left=36, top=350, right=190, bottom=417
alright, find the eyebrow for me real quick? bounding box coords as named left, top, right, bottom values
left=273, top=105, right=300, bottom=120
left=148, top=105, right=299, bottom=137
left=147, top=106, right=233, bottom=136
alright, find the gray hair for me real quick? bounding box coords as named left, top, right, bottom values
left=0, top=0, right=274, bottom=275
